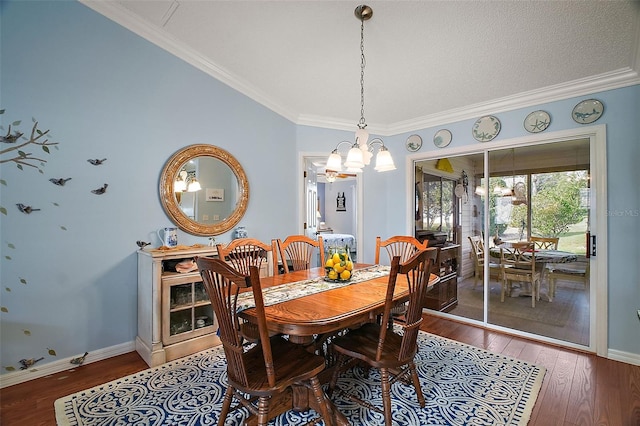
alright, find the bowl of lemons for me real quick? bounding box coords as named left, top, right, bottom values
left=324, top=246, right=353, bottom=282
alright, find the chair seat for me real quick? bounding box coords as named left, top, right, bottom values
left=550, top=266, right=587, bottom=275
left=505, top=269, right=540, bottom=278
left=331, top=323, right=412, bottom=369
left=232, top=336, right=326, bottom=396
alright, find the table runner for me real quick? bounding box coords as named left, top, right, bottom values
left=236, top=265, right=390, bottom=311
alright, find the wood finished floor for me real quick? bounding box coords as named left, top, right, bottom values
left=1, top=314, right=639, bottom=426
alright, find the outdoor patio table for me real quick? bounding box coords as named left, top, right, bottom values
left=489, top=244, right=578, bottom=300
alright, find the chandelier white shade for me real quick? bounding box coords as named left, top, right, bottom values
left=325, top=5, right=395, bottom=174
left=174, top=170, right=201, bottom=193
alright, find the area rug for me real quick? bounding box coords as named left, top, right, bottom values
left=55, top=331, right=545, bottom=425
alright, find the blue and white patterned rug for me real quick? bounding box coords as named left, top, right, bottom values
left=55, top=331, right=545, bottom=425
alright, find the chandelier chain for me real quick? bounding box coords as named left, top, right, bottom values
left=359, top=16, right=367, bottom=129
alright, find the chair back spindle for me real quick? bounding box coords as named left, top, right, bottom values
left=531, top=236, right=559, bottom=250
left=276, top=235, right=325, bottom=274
left=375, top=235, right=428, bottom=265
left=216, top=238, right=276, bottom=276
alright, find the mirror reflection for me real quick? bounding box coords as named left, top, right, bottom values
left=160, top=144, right=249, bottom=236
left=174, top=156, right=239, bottom=224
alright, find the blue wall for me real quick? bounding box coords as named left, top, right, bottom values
left=1, top=0, right=638, bottom=375
left=0, top=0, right=296, bottom=372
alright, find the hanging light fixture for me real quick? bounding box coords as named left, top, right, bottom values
left=326, top=5, right=395, bottom=173
left=174, top=170, right=201, bottom=193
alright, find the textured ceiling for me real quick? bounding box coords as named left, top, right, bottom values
left=83, top=0, right=640, bottom=134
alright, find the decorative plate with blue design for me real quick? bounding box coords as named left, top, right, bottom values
left=472, top=115, right=501, bottom=142
left=572, top=99, right=603, bottom=124
left=433, top=129, right=452, bottom=148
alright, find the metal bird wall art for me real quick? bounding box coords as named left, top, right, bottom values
left=0, top=125, right=23, bottom=143
left=87, top=158, right=107, bottom=166
left=91, top=183, right=108, bottom=195
left=16, top=203, right=41, bottom=214
left=19, top=357, right=44, bottom=370
left=136, top=240, right=151, bottom=249
left=49, top=177, right=72, bottom=186
left=70, top=352, right=89, bottom=365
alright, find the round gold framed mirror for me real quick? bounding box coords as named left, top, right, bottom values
left=159, top=144, right=249, bottom=236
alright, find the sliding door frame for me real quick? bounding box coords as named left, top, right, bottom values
left=406, top=125, right=607, bottom=356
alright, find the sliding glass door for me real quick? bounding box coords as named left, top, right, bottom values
left=416, top=137, right=593, bottom=347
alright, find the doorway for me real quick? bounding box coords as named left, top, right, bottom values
left=302, top=156, right=361, bottom=263
left=412, top=127, right=606, bottom=354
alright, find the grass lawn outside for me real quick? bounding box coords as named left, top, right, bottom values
left=556, top=219, right=588, bottom=255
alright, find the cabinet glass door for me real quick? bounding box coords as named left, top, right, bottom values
left=163, top=278, right=216, bottom=344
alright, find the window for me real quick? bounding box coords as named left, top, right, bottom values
left=417, top=173, right=458, bottom=241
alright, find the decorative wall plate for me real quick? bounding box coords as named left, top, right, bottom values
left=472, top=115, right=501, bottom=142
left=572, top=99, right=604, bottom=124
left=524, top=110, right=551, bottom=133
left=405, top=134, right=422, bottom=152
left=433, top=129, right=452, bottom=148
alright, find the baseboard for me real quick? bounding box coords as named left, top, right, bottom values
left=0, top=341, right=136, bottom=389
left=608, top=349, right=640, bottom=367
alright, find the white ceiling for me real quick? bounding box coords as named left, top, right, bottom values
left=83, top=0, right=640, bottom=135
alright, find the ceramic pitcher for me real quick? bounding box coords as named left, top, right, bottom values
left=158, top=227, right=178, bottom=248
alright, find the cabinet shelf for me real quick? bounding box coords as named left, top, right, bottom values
left=170, top=300, right=212, bottom=312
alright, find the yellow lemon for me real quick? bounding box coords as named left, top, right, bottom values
left=334, top=263, right=345, bottom=274
left=340, top=270, right=351, bottom=280
left=325, top=259, right=334, bottom=268
left=332, top=253, right=341, bottom=264
left=328, top=269, right=338, bottom=280
left=345, top=261, right=353, bottom=271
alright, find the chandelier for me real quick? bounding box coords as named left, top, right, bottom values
left=325, top=5, right=395, bottom=173
left=174, top=170, right=201, bottom=193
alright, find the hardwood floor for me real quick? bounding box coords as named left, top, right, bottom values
left=1, top=315, right=638, bottom=425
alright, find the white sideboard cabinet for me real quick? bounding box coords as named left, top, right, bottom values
left=136, top=246, right=221, bottom=367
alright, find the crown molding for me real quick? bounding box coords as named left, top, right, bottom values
left=384, top=68, right=640, bottom=135
left=79, top=0, right=299, bottom=124
left=80, top=1, right=639, bottom=136
left=278, top=69, right=639, bottom=137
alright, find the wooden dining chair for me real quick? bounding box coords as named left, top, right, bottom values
left=216, top=238, right=277, bottom=342
left=530, top=236, right=559, bottom=250
left=500, top=242, right=542, bottom=308
left=196, top=258, right=334, bottom=426
left=276, top=235, right=325, bottom=274
left=216, top=238, right=276, bottom=277
left=374, top=236, right=431, bottom=325
left=328, top=250, right=435, bottom=426
left=468, top=235, right=501, bottom=288
left=547, top=256, right=589, bottom=301
left=374, top=235, right=428, bottom=264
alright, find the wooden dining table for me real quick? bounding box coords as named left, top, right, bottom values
left=238, top=264, right=440, bottom=426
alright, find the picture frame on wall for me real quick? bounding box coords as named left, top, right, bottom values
left=206, top=188, right=224, bottom=202
left=336, top=192, right=346, bottom=212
